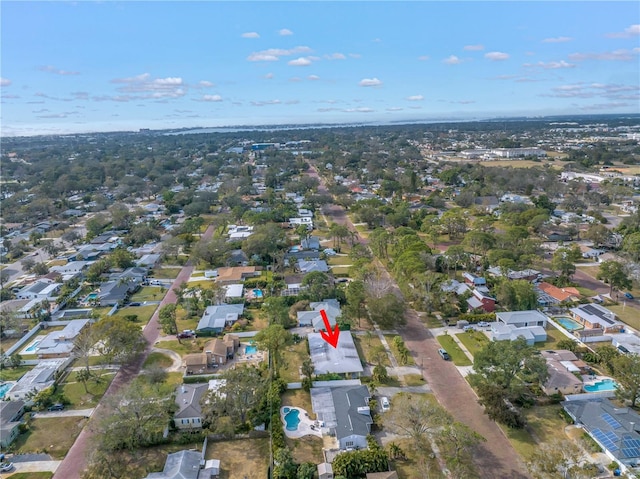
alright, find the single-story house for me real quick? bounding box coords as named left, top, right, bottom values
left=563, top=398, right=640, bottom=473
left=540, top=350, right=585, bottom=396
left=440, top=279, right=471, bottom=296
left=333, top=385, right=373, bottom=450
left=317, top=463, right=333, bottom=479
left=298, top=259, right=329, bottom=274
left=35, top=318, right=90, bottom=358
left=496, top=310, right=548, bottom=329
left=15, top=279, right=61, bottom=301
left=97, top=280, right=140, bottom=307
left=50, top=260, right=93, bottom=281
left=136, top=254, right=161, bottom=270
left=301, top=236, right=321, bottom=251
left=297, top=299, right=341, bottom=330
left=8, top=358, right=71, bottom=401
left=173, top=383, right=208, bottom=430
left=570, top=304, right=623, bottom=334
left=308, top=332, right=363, bottom=378
left=536, top=282, right=580, bottom=305
left=224, top=284, right=244, bottom=300
left=143, top=449, right=220, bottom=479
left=466, top=289, right=495, bottom=313
left=196, top=305, right=245, bottom=334
left=213, top=266, right=260, bottom=285
left=0, top=400, right=26, bottom=448
left=490, top=323, right=547, bottom=345
left=462, top=272, right=486, bottom=287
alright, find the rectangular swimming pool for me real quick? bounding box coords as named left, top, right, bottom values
left=555, top=317, right=583, bottom=331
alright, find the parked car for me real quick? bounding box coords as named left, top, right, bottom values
left=0, top=462, right=14, bottom=472
left=438, top=348, right=450, bottom=360
left=380, top=397, right=390, bottom=412
left=463, top=325, right=475, bottom=332
left=477, top=321, right=490, bottom=328
left=177, top=330, right=196, bottom=339
left=624, top=292, right=634, bottom=300
left=48, top=403, right=65, bottom=411
left=129, top=302, right=141, bottom=307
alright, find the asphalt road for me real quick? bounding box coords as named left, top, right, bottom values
left=53, top=225, right=215, bottom=479
left=310, top=165, right=530, bottom=478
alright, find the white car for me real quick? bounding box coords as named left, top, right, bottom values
left=0, top=463, right=14, bottom=472
left=380, top=397, right=390, bottom=411
left=477, top=321, right=490, bottom=328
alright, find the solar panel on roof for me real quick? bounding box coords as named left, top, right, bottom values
left=622, top=448, right=640, bottom=458
left=602, top=413, right=623, bottom=429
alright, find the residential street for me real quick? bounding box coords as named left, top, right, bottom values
left=310, top=165, right=531, bottom=478
left=52, top=225, right=215, bottom=479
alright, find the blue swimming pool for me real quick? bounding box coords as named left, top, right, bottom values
left=253, top=289, right=264, bottom=298
left=284, top=409, right=300, bottom=431
left=245, top=345, right=257, bottom=355
left=556, top=317, right=583, bottom=332
left=24, top=339, right=41, bottom=353
left=584, top=379, right=618, bottom=392
left=0, top=382, right=14, bottom=399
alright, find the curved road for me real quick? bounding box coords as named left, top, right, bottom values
left=310, top=165, right=530, bottom=478
left=53, top=225, right=215, bottom=479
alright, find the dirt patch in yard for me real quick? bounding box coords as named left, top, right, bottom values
left=205, top=437, right=270, bottom=479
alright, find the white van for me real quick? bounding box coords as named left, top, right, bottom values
left=381, top=397, right=390, bottom=411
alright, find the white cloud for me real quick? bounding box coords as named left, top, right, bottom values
left=485, top=51, right=510, bottom=61
left=418, top=55, right=430, bottom=61
left=308, top=75, right=320, bottom=81
left=406, top=95, right=424, bottom=101
left=38, top=65, right=80, bottom=75
left=0, top=77, right=11, bottom=86
left=464, top=44, right=484, bottom=51
left=279, top=28, right=294, bottom=36
left=201, top=94, right=222, bottom=102
left=242, top=32, right=260, bottom=38
left=524, top=60, right=576, bottom=69
left=264, top=73, right=274, bottom=79
left=110, top=73, right=186, bottom=99
left=387, top=107, right=403, bottom=111
left=606, top=24, right=640, bottom=39
left=359, top=78, right=382, bottom=87
left=543, top=82, right=639, bottom=100
left=542, top=36, right=572, bottom=43
left=324, top=53, right=346, bottom=60
left=251, top=99, right=281, bottom=106
left=247, top=46, right=312, bottom=62
left=348, top=53, right=362, bottom=59
left=288, top=57, right=312, bottom=66
left=569, top=49, right=638, bottom=61
left=344, top=107, right=374, bottom=113
left=443, top=55, right=462, bottom=65
left=199, top=80, right=214, bottom=87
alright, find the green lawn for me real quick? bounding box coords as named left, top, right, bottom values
left=385, top=334, right=416, bottom=366
left=327, top=255, right=353, bottom=266
left=60, top=372, right=116, bottom=408
left=10, top=473, right=54, bottom=479
left=129, top=286, right=165, bottom=302
left=143, top=352, right=174, bottom=369
left=149, top=266, right=181, bottom=279
left=354, top=334, right=390, bottom=367
left=607, top=304, right=640, bottom=330
left=204, top=437, right=270, bottom=479
left=502, top=404, right=570, bottom=460
left=456, top=331, right=491, bottom=356
left=282, top=389, right=315, bottom=420
left=436, top=334, right=472, bottom=366
left=153, top=338, right=207, bottom=357
left=13, top=416, right=88, bottom=459
left=280, top=340, right=310, bottom=383
left=331, top=266, right=351, bottom=276
left=111, top=304, right=157, bottom=323
left=0, top=365, right=32, bottom=382
left=534, top=327, right=570, bottom=351
left=404, top=374, right=426, bottom=386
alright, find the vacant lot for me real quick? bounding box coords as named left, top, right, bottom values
left=354, top=334, right=389, bottom=367
left=385, top=334, right=416, bottom=366
left=13, top=416, right=88, bottom=459
left=60, top=372, right=116, bottom=408
left=282, top=389, right=315, bottom=420
left=129, top=286, right=164, bottom=302
left=456, top=331, right=490, bottom=356
left=502, top=404, right=570, bottom=460
left=111, top=304, right=157, bottom=323
left=143, top=352, right=173, bottom=369
left=280, top=340, right=309, bottom=383
left=150, top=266, right=181, bottom=279
left=286, top=435, right=324, bottom=465
left=205, top=437, right=270, bottom=479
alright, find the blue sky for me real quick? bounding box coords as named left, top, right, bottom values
left=1, top=1, right=639, bottom=136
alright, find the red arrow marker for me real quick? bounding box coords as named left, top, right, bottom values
left=319, top=309, right=340, bottom=348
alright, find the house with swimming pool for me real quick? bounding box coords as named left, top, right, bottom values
left=563, top=397, right=640, bottom=473
left=196, top=304, right=245, bottom=335
left=570, top=304, right=623, bottom=334
left=540, top=350, right=588, bottom=396
left=310, top=384, right=373, bottom=450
